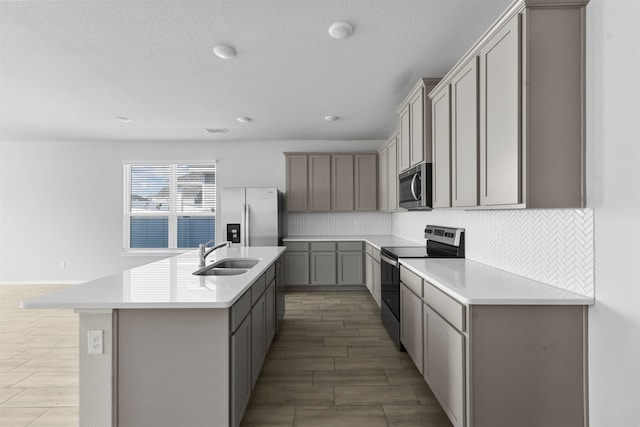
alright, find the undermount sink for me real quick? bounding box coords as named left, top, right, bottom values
left=194, top=267, right=248, bottom=276
left=192, top=258, right=260, bottom=276
left=210, top=258, right=260, bottom=269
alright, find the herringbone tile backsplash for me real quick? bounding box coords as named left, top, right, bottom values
left=392, top=209, right=594, bottom=297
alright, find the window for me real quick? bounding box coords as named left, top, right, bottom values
left=123, top=162, right=216, bottom=252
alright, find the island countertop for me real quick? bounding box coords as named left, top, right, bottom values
left=21, top=246, right=286, bottom=310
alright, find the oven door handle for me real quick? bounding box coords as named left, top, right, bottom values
left=380, top=253, right=399, bottom=268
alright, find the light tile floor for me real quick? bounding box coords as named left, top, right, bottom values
left=0, top=286, right=451, bottom=427
left=0, top=286, right=79, bottom=426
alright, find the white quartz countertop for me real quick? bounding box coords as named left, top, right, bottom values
left=22, top=246, right=286, bottom=310
left=283, top=235, right=418, bottom=250
left=400, top=258, right=594, bottom=305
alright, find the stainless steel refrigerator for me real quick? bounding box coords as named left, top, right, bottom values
left=219, top=187, right=283, bottom=246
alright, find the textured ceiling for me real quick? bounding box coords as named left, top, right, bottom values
left=0, top=0, right=510, bottom=143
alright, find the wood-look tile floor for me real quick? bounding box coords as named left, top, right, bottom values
left=242, top=291, right=452, bottom=427
left=0, top=285, right=79, bottom=427
left=0, top=286, right=451, bottom=426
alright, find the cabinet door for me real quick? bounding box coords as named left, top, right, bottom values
left=354, top=154, right=377, bottom=211
left=308, top=154, right=331, bottom=211
left=424, top=305, right=465, bottom=427
left=401, top=285, right=423, bottom=374
left=331, top=154, right=354, bottom=211
left=310, top=251, right=336, bottom=285
left=409, top=88, right=425, bottom=167
left=372, top=259, right=381, bottom=307
left=251, top=293, right=266, bottom=389
left=337, top=251, right=364, bottom=285
left=431, top=85, right=452, bottom=208
left=284, top=251, right=309, bottom=285
left=265, top=281, right=275, bottom=351
left=388, top=136, right=399, bottom=210
left=231, top=313, right=251, bottom=427
left=452, top=58, right=479, bottom=207
left=479, top=15, right=521, bottom=206
left=285, top=154, right=308, bottom=211
left=365, top=253, right=373, bottom=293
left=378, top=147, right=388, bottom=211
left=399, top=105, right=411, bottom=172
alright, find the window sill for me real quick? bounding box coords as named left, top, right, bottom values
left=121, top=249, right=193, bottom=257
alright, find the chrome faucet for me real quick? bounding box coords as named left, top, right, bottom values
left=198, top=240, right=231, bottom=267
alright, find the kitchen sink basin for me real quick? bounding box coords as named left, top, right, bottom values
left=210, top=258, right=260, bottom=269
left=193, top=267, right=248, bottom=276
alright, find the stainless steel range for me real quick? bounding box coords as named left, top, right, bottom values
left=380, top=225, right=465, bottom=350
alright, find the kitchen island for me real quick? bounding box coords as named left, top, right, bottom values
left=22, top=246, right=286, bottom=427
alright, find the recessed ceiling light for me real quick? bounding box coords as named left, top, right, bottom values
left=328, top=22, right=354, bottom=39
left=324, top=115, right=339, bottom=121
left=115, top=116, right=132, bottom=123
left=213, top=44, right=237, bottom=59
left=237, top=116, right=252, bottom=123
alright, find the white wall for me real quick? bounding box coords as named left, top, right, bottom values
left=586, top=1, right=640, bottom=425
left=0, top=139, right=381, bottom=283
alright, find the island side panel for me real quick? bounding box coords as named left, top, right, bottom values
left=468, top=305, right=587, bottom=427
left=79, top=311, right=117, bottom=427
left=116, top=309, right=230, bottom=427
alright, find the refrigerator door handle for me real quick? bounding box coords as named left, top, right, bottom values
left=245, top=203, right=250, bottom=247
left=241, top=203, right=246, bottom=246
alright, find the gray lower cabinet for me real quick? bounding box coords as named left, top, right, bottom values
left=310, top=251, right=337, bottom=285
left=231, top=312, right=251, bottom=427
left=285, top=250, right=310, bottom=285
left=400, top=284, right=423, bottom=375
left=337, top=242, right=364, bottom=285
left=399, top=266, right=587, bottom=427
left=265, top=281, right=275, bottom=349
left=365, top=244, right=381, bottom=307
left=423, top=304, right=464, bottom=427
left=285, top=241, right=365, bottom=287
left=251, top=292, right=266, bottom=389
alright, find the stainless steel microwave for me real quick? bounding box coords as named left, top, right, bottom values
left=398, top=163, right=432, bottom=210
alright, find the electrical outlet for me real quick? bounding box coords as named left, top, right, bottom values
left=87, top=330, right=103, bottom=354
left=59, top=261, right=66, bottom=269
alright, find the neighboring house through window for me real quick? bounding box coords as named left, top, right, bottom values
left=123, top=162, right=216, bottom=252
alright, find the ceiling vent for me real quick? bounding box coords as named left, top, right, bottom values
left=205, top=128, right=230, bottom=134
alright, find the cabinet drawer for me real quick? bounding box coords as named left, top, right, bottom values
left=251, top=274, right=267, bottom=306
left=400, top=265, right=423, bottom=297
left=231, top=290, right=252, bottom=333
left=423, top=281, right=466, bottom=332
left=286, top=241, right=309, bottom=251
left=266, top=263, right=276, bottom=284
left=338, top=241, right=364, bottom=251
left=311, top=241, right=336, bottom=251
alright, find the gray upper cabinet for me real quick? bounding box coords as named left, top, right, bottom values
left=387, top=136, right=398, bottom=210
left=354, top=154, right=377, bottom=211
left=431, top=85, right=451, bottom=209
left=285, top=154, right=308, bottom=211
left=378, top=130, right=400, bottom=211
left=308, top=154, right=331, bottom=211
left=398, top=105, right=411, bottom=172
left=452, top=58, right=479, bottom=208
left=428, top=0, right=587, bottom=210
left=479, top=16, right=520, bottom=207
left=331, top=155, right=354, bottom=211
left=397, top=79, right=441, bottom=174
left=378, top=146, right=388, bottom=211
left=285, top=153, right=378, bottom=212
